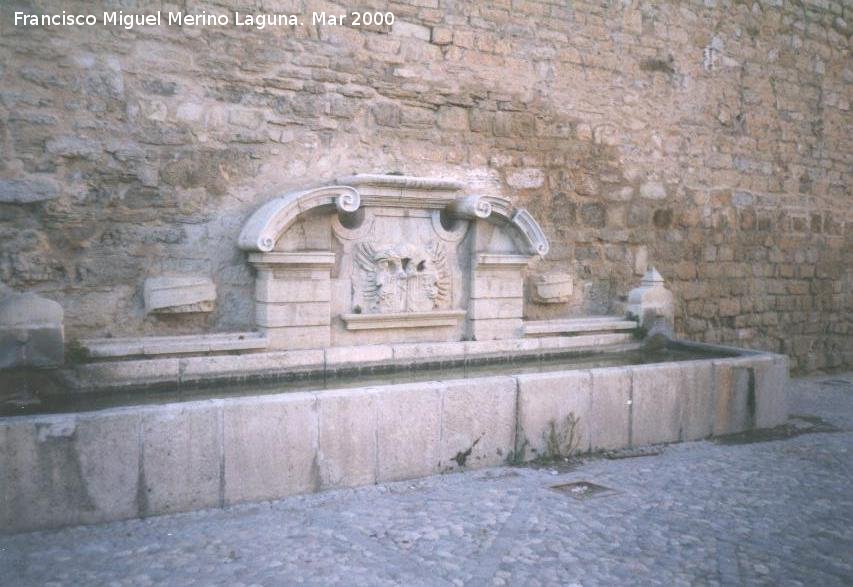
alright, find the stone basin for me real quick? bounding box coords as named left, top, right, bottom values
left=0, top=340, right=787, bottom=534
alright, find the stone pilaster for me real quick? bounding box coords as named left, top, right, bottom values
left=249, top=251, right=337, bottom=350
left=468, top=254, right=532, bottom=340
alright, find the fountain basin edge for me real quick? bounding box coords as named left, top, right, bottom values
left=0, top=342, right=788, bottom=534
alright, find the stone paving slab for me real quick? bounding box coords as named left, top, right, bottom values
left=1, top=373, right=851, bottom=586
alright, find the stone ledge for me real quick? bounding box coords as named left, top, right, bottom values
left=335, top=174, right=464, bottom=192
left=80, top=332, right=268, bottom=359
left=248, top=251, right=337, bottom=268
left=523, top=316, right=638, bottom=337
left=64, top=335, right=644, bottom=391
left=476, top=253, right=533, bottom=268
left=341, top=310, right=467, bottom=330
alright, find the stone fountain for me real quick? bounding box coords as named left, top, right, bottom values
left=238, top=174, right=548, bottom=348
left=0, top=175, right=788, bottom=534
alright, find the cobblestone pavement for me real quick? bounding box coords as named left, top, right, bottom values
left=2, top=373, right=851, bottom=586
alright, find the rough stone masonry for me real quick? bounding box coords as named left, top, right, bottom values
left=0, top=0, right=849, bottom=373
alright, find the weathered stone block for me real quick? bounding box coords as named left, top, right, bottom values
left=0, top=292, right=64, bottom=368
left=376, top=382, right=442, bottom=482
left=255, top=277, right=331, bottom=303
left=143, top=276, right=216, bottom=314
left=588, top=367, right=631, bottom=450
left=468, top=297, right=523, bottom=319
left=506, top=168, right=545, bottom=189
left=631, top=363, right=681, bottom=446
left=713, top=360, right=754, bottom=436
left=180, top=349, right=324, bottom=382
left=440, top=376, right=516, bottom=471
left=430, top=27, right=453, bottom=45
left=0, top=412, right=140, bottom=534
left=341, top=310, right=465, bottom=331
left=465, top=337, right=539, bottom=360
left=387, top=341, right=460, bottom=363
left=437, top=105, right=469, bottom=130
left=255, top=301, right=330, bottom=327
left=325, top=344, right=393, bottom=371
left=537, top=333, right=633, bottom=351
left=470, top=318, right=522, bottom=341
left=317, top=388, right=378, bottom=488
left=755, top=355, right=789, bottom=429
left=640, top=181, right=667, bottom=199
left=223, top=393, right=318, bottom=504
left=393, top=21, right=431, bottom=41
left=679, top=361, right=715, bottom=441
left=265, top=326, right=330, bottom=350
left=0, top=177, right=59, bottom=203
left=530, top=272, right=573, bottom=303
left=141, top=403, right=222, bottom=515
left=371, top=102, right=401, bottom=127
left=471, top=273, right=524, bottom=299
left=516, top=370, right=592, bottom=460
left=71, top=357, right=181, bottom=390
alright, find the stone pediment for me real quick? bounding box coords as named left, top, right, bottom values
left=238, top=174, right=548, bottom=256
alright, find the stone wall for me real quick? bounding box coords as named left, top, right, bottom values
left=0, top=0, right=849, bottom=372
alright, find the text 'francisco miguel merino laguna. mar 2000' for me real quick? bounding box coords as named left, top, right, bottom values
left=11, top=10, right=387, bottom=30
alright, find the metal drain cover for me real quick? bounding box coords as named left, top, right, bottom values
left=550, top=481, right=616, bottom=500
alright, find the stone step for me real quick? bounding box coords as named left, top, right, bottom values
left=80, top=332, right=268, bottom=359
left=523, top=316, right=638, bottom=337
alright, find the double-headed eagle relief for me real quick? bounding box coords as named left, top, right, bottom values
left=353, top=241, right=451, bottom=314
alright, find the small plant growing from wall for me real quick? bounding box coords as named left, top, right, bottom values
left=65, top=339, right=90, bottom=364
left=627, top=312, right=648, bottom=340
left=543, top=412, right=581, bottom=461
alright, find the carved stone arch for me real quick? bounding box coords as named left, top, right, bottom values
left=482, top=196, right=550, bottom=256
left=238, top=185, right=360, bottom=252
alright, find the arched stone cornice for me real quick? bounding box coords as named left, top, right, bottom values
left=238, top=176, right=549, bottom=257
left=482, top=196, right=550, bottom=256
left=238, top=185, right=360, bottom=252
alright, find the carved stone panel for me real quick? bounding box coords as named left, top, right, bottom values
left=352, top=241, right=451, bottom=314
